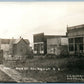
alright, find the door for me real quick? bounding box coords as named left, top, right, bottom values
left=37, top=44, right=40, bottom=54
left=75, top=44, right=80, bottom=55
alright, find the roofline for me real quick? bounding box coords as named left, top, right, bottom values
left=33, top=32, right=44, bottom=36
left=33, top=33, right=67, bottom=37
left=45, top=35, right=67, bottom=37
left=13, top=38, right=30, bottom=45
left=67, top=24, right=84, bottom=30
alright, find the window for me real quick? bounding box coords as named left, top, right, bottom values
left=75, top=44, right=77, bottom=51
left=69, top=44, right=74, bottom=51
left=34, top=44, right=37, bottom=51
left=79, top=44, right=83, bottom=50
left=69, top=38, right=74, bottom=43
left=75, top=37, right=83, bottom=43
left=40, top=44, right=44, bottom=51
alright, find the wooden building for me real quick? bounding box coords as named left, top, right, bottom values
left=47, top=36, right=68, bottom=55
left=12, top=38, right=29, bottom=55
left=0, top=37, right=30, bottom=60
left=33, top=33, right=68, bottom=55
left=67, top=24, right=84, bottom=56
left=0, top=39, right=10, bottom=57
left=33, top=33, right=46, bottom=55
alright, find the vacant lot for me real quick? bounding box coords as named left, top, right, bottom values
left=4, top=56, right=84, bottom=82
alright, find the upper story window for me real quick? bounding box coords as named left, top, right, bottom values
left=69, top=44, right=74, bottom=51
left=69, top=38, right=74, bottom=43
left=75, top=37, right=83, bottom=44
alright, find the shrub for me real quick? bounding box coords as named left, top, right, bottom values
left=62, top=57, right=84, bottom=71
left=26, top=50, right=34, bottom=59
left=45, top=54, right=57, bottom=59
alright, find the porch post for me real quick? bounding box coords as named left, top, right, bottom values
left=73, top=38, right=75, bottom=55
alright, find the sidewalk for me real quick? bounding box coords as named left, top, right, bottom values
left=0, top=65, right=39, bottom=83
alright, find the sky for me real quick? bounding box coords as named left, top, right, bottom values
left=0, top=2, right=84, bottom=46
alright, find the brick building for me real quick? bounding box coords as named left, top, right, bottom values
left=67, top=24, right=84, bottom=56
left=33, top=33, right=68, bottom=55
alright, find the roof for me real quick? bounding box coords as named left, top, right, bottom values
left=67, top=24, right=84, bottom=31
left=14, top=38, right=30, bottom=44
left=1, top=39, right=10, bottom=44
left=33, top=33, right=67, bottom=42
left=13, top=38, right=21, bottom=44
left=33, top=32, right=66, bottom=38
left=33, top=32, right=44, bottom=36
left=0, top=38, right=30, bottom=45
left=24, top=39, right=30, bottom=44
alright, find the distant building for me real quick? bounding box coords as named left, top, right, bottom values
left=67, top=24, right=84, bottom=55
left=0, top=37, right=30, bottom=59
left=33, top=33, right=68, bottom=55
left=47, top=36, right=68, bottom=55
left=33, top=33, right=46, bottom=55
left=0, top=39, right=10, bottom=56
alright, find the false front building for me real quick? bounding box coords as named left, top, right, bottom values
left=47, top=36, right=68, bottom=55
left=33, top=33, right=47, bottom=55
left=33, top=33, right=68, bottom=55
left=67, top=24, right=84, bottom=56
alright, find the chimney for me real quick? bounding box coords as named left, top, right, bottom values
left=20, top=36, right=21, bottom=38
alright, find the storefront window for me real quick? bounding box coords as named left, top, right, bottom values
left=79, top=44, right=83, bottom=50
left=40, top=44, right=44, bottom=51
left=69, top=44, right=74, bottom=51
left=34, top=44, right=37, bottom=51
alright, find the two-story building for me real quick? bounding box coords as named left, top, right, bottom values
left=67, top=24, right=84, bottom=56
left=0, top=37, right=31, bottom=60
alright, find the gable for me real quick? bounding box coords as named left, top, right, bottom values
left=14, top=38, right=29, bottom=45
left=15, top=39, right=29, bottom=46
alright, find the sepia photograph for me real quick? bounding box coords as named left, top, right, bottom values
left=0, top=1, right=83, bottom=83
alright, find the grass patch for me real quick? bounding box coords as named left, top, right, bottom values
left=4, top=55, right=84, bottom=82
